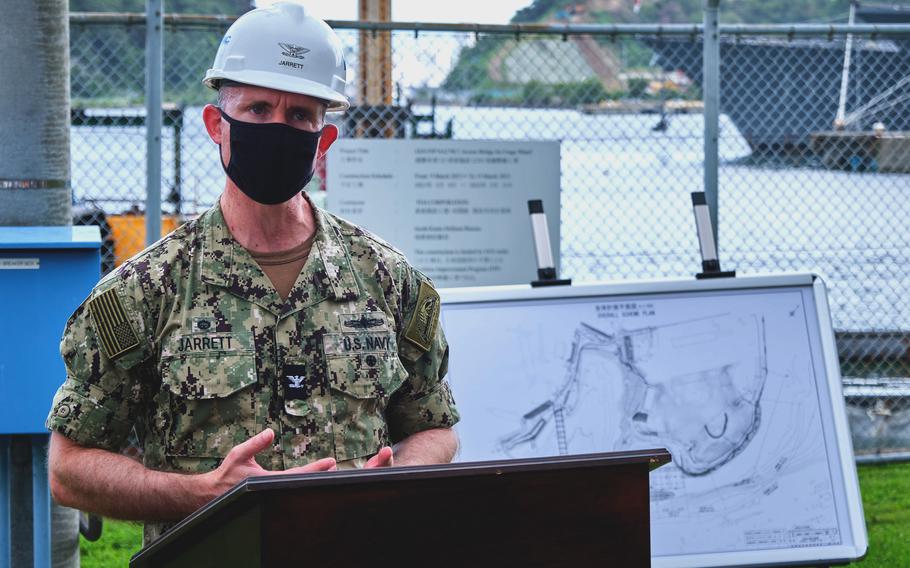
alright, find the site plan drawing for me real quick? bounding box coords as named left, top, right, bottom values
left=497, top=313, right=768, bottom=476
left=441, top=279, right=862, bottom=566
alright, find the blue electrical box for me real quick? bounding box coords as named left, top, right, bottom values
left=0, top=226, right=101, bottom=434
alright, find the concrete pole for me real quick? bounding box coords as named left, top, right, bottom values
left=0, top=0, right=72, bottom=226
left=146, top=0, right=164, bottom=245
left=0, top=2, right=80, bottom=567
left=703, top=0, right=721, bottom=246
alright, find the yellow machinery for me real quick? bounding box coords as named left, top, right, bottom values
left=107, top=214, right=181, bottom=266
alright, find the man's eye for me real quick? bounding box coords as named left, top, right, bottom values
left=293, top=111, right=310, bottom=122
left=249, top=104, right=267, bottom=114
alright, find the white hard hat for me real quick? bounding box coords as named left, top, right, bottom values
left=203, top=2, right=349, bottom=111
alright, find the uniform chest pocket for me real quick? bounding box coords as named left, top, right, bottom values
left=323, top=331, right=407, bottom=398
left=323, top=331, right=408, bottom=462
left=161, top=351, right=259, bottom=465
left=326, top=352, right=408, bottom=398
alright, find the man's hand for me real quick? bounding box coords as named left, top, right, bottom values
left=364, top=446, right=394, bottom=468
left=49, top=429, right=336, bottom=523
left=202, top=428, right=336, bottom=500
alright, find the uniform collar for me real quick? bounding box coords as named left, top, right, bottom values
left=200, top=195, right=360, bottom=316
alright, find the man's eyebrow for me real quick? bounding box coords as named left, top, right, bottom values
left=238, top=98, right=274, bottom=108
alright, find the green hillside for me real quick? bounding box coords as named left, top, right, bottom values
left=70, top=0, right=247, bottom=14
left=511, top=0, right=856, bottom=25
left=443, top=0, right=884, bottom=105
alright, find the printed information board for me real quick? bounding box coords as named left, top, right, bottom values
left=440, top=274, right=867, bottom=568
left=326, top=139, right=560, bottom=287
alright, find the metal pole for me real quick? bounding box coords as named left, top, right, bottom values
left=855, top=452, right=910, bottom=465
left=65, top=13, right=910, bottom=35
left=173, top=110, right=183, bottom=216
left=31, top=436, right=51, bottom=568
left=835, top=1, right=857, bottom=127
left=0, top=436, right=10, bottom=568
left=703, top=0, right=721, bottom=247
left=146, top=0, right=164, bottom=245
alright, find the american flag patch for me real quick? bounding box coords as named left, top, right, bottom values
left=88, top=288, right=140, bottom=359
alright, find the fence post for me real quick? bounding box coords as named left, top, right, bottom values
left=703, top=0, right=721, bottom=247
left=0, top=437, right=9, bottom=568
left=31, top=437, right=50, bottom=568
left=146, top=0, right=164, bottom=245
left=835, top=1, right=857, bottom=126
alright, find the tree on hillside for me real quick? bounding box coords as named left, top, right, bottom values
left=70, top=0, right=249, bottom=14
left=506, top=0, right=855, bottom=24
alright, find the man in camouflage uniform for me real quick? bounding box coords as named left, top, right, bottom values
left=46, top=3, right=458, bottom=544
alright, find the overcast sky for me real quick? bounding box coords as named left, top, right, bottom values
left=254, top=0, right=534, bottom=23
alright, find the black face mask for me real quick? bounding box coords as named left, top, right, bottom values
left=218, top=108, right=323, bottom=205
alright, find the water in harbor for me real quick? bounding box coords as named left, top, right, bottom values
left=70, top=105, right=909, bottom=331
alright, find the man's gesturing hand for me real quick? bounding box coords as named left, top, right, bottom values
left=364, top=446, right=394, bottom=468
left=201, top=428, right=336, bottom=501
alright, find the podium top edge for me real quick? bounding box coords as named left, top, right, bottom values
left=240, top=449, right=672, bottom=494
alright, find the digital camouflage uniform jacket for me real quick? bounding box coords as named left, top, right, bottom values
left=46, top=200, right=459, bottom=543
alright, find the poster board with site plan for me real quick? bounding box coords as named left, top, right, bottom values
left=440, top=273, right=867, bottom=568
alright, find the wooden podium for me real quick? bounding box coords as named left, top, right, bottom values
left=130, top=449, right=670, bottom=568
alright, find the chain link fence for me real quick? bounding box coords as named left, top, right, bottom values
left=68, top=14, right=910, bottom=459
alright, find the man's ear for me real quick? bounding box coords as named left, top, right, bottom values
left=317, top=123, right=339, bottom=157
left=202, top=104, right=223, bottom=144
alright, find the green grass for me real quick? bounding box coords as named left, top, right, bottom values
left=80, top=463, right=910, bottom=567
left=853, top=462, right=910, bottom=566
left=79, top=519, right=142, bottom=567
